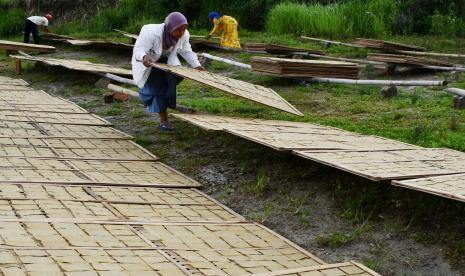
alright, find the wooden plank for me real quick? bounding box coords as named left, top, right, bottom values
left=392, top=173, right=465, bottom=203
left=0, top=157, right=201, bottom=187
left=151, top=63, right=304, bottom=116
left=250, top=261, right=380, bottom=276
left=0, top=138, right=158, bottom=161
left=172, top=114, right=419, bottom=151
left=295, top=148, right=465, bottom=181
left=11, top=55, right=132, bottom=76
left=0, top=40, right=56, bottom=53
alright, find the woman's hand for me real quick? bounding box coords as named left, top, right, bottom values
left=142, top=55, right=155, bottom=67
left=195, top=66, right=206, bottom=71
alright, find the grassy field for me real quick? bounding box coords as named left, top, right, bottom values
left=0, top=32, right=464, bottom=274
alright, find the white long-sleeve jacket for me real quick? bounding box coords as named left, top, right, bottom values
left=131, top=23, right=201, bottom=88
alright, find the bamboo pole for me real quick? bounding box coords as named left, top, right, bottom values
left=199, top=53, right=252, bottom=69
left=395, top=50, right=465, bottom=58
left=420, top=65, right=465, bottom=72
left=103, top=73, right=136, bottom=86
left=306, top=77, right=447, bottom=86
left=446, top=88, right=465, bottom=97
left=301, top=36, right=363, bottom=48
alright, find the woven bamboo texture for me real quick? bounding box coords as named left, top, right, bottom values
left=0, top=122, right=130, bottom=139
left=0, top=76, right=28, bottom=86
left=0, top=40, right=56, bottom=52
left=11, top=55, right=132, bottom=76
left=0, top=102, right=88, bottom=113
left=65, top=39, right=134, bottom=50
left=244, top=43, right=324, bottom=55
left=251, top=57, right=360, bottom=79
left=0, top=157, right=200, bottom=187
left=250, top=261, right=380, bottom=276
left=0, top=138, right=157, bottom=161
left=392, top=174, right=465, bottom=202
left=367, top=53, right=453, bottom=67
left=172, top=114, right=419, bottom=151
left=151, top=63, right=303, bottom=116
left=354, top=38, right=425, bottom=52
left=295, top=148, right=465, bottom=181
left=0, top=84, right=36, bottom=91
left=0, top=184, right=242, bottom=223
left=0, top=110, right=110, bottom=126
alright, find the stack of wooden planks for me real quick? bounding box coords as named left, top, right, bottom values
left=251, top=57, right=360, bottom=79
left=368, top=53, right=453, bottom=67
left=245, top=43, right=323, bottom=55
left=354, top=38, right=425, bottom=52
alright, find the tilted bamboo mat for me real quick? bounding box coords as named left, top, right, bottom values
left=0, top=138, right=157, bottom=161
left=172, top=114, right=419, bottom=151
left=151, top=63, right=303, bottom=116
left=65, top=39, right=134, bottom=50
left=0, top=39, right=56, bottom=53
left=392, top=173, right=465, bottom=202
left=251, top=57, right=360, bottom=79
left=354, top=38, right=425, bottom=52
left=0, top=157, right=200, bottom=187
left=11, top=55, right=132, bottom=76
left=0, top=110, right=111, bottom=126
left=295, top=148, right=465, bottom=181
left=367, top=53, right=453, bottom=67
left=0, top=184, right=243, bottom=223
left=250, top=261, right=380, bottom=276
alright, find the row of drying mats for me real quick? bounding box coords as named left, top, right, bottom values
left=0, top=76, right=380, bottom=275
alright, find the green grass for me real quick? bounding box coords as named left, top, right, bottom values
left=266, top=0, right=398, bottom=38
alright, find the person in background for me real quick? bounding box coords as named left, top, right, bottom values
left=24, top=13, right=53, bottom=44
left=132, top=12, right=205, bottom=132
left=206, top=11, right=241, bottom=49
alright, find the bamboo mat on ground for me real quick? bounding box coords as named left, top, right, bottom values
left=0, top=110, right=111, bottom=126
left=251, top=57, right=360, bottom=79
left=250, top=261, right=380, bottom=276
left=151, top=63, right=303, bottom=116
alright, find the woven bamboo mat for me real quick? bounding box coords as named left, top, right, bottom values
left=354, top=38, right=425, bottom=52
left=0, top=76, right=29, bottom=86
left=295, top=148, right=465, bottom=181
left=151, top=63, right=303, bottom=116
left=172, top=114, right=419, bottom=151
left=0, top=40, right=56, bottom=52
left=0, top=221, right=324, bottom=275
left=0, top=84, right=38, bottom=91
left=65, top=39, right=134, bottom=51
left=392, top=173, right=465, bottom=203
left=0, top=157, right=200, bottom=187
left=0, top=138, right=157, bottom=161
left=250, top=261, right=380, bottom=276
left=0, top=248, right=187, bottom=275
left=0, top=122, right=131, bottom=139
left=0, top=110, right=110, bottom=126
left=11, top=55, right=132, bottom=76
left=0, top=101, right=88, bottom=113
left=368, top=53, right=453, bottom=67
left=0, top=184, right=242, bottom=223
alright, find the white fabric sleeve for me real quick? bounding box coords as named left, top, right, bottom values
left=178, top=33, right=201, bottom=68
left=133, top=27, right=158, bottom=62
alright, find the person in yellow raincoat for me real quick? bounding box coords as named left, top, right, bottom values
left=207, top=12, right=241, bottom=49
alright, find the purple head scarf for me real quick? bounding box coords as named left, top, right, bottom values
left=163, top=12, right=188, bottom=50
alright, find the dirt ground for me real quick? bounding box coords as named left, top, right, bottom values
left=4, top=48, right=465, bottom=276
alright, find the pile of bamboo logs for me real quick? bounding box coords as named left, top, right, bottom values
left=368, top=53, right=453, bottom=67
left=251, top=57, right=360, bottom=79
left=354, top=38, right=425, bottom=52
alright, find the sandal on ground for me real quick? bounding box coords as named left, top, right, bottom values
left=158, top=123, right=174, bottom=132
